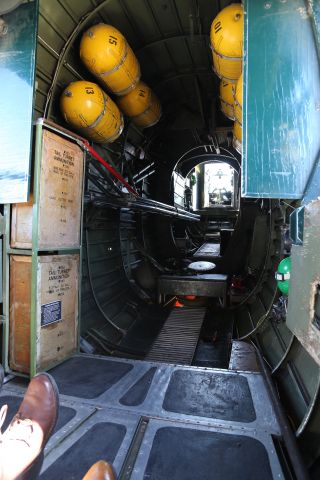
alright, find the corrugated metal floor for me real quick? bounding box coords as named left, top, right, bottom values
left=145, top=307, right=206, bottom=364
left=0, top=354, right=287, bottom=479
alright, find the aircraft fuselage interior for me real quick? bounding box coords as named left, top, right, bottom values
left=0, top=0, right=320, bottom=478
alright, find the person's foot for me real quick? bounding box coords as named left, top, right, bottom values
left=82, top=460, right=116, bottom=480
left=0, top=372, right=59, bottom=480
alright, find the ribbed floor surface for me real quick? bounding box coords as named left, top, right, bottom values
left=145, top=307, right=206, bottom=364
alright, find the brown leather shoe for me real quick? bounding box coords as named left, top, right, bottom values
left=82, top=461, right=116, bottom=480
left=0, top=372, right=59, bottom=480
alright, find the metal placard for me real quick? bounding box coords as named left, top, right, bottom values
left=0, top=1, right=38, bottom=203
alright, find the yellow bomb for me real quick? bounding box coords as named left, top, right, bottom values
left=60, top=80, right=124, bottom=143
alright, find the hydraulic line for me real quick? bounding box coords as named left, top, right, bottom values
left=237, top=288, right=277, bottom=341
left=83, top=141, right=138, bottom=196
left=91, top=161, right=126, bottom=197
left=87, top=172, right=111, bottom=197
left=87, top=195, right=200, bottom=221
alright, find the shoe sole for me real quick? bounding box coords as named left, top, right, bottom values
left=33, top=372, right=60, bottom=447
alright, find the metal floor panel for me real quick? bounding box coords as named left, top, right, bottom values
left=131, top=419, right=283, bottom=480
left=40, top=408, right=140, bottom=478
left=4, top=355, right=281, bottom=434
left=145, top=307, right=205, bottom=364
left=3, top=354, right=286, bottom=479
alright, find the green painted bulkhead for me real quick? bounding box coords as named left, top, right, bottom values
left=3, top=0, right=320, bottom=476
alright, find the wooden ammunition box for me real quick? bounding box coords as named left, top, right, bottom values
left=9, top=254, right=79, bottom=374
left=11, top=129, right=84, bottom=249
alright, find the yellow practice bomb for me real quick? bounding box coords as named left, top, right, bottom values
left=117, top=81, right=162, bottom=128
left=210, top=3, right=243, bottom=82
left=60, top=80, right=124, bottom=143
left=80, top=24, right=141, bottom=96
left=220, top=80, right=235, bottom=120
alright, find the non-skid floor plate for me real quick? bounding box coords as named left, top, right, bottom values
left=40, top=422, right=126, bottom=480
left=143, top=427, right=273, bottom=480
left=163, top=369, right=256, bottom=422
left=4, top=355, right=287, bottom=479
left=0, top=394, right=76, bottom=433
left=119, top=367, right=157, bottom=407
left=146, top=308, right=205, bottom=364
left=49, top=356, right=133, bottom=398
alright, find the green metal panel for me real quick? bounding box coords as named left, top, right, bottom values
left=286, top=199, right=320, bottom=366
left=242, top=0, right=320, bottom=199
left=0, top=1, right=38, bottom=203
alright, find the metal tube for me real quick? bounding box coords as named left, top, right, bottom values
left=133, top=163, right=155, bottom=179
left=90, top=161, right=125, bottom=196
left=137, top=197, right=200, bottom=218
left=126, top=201, right=200, bottom=221
left=134, top=170, right=156, bottom=184
left=87, top=195, right=200, bottom=221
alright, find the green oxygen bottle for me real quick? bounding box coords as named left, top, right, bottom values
left=275, top=257, right=291, bottom=295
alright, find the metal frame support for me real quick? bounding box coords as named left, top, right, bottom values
left=2, top=119, right=85, bottom=377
